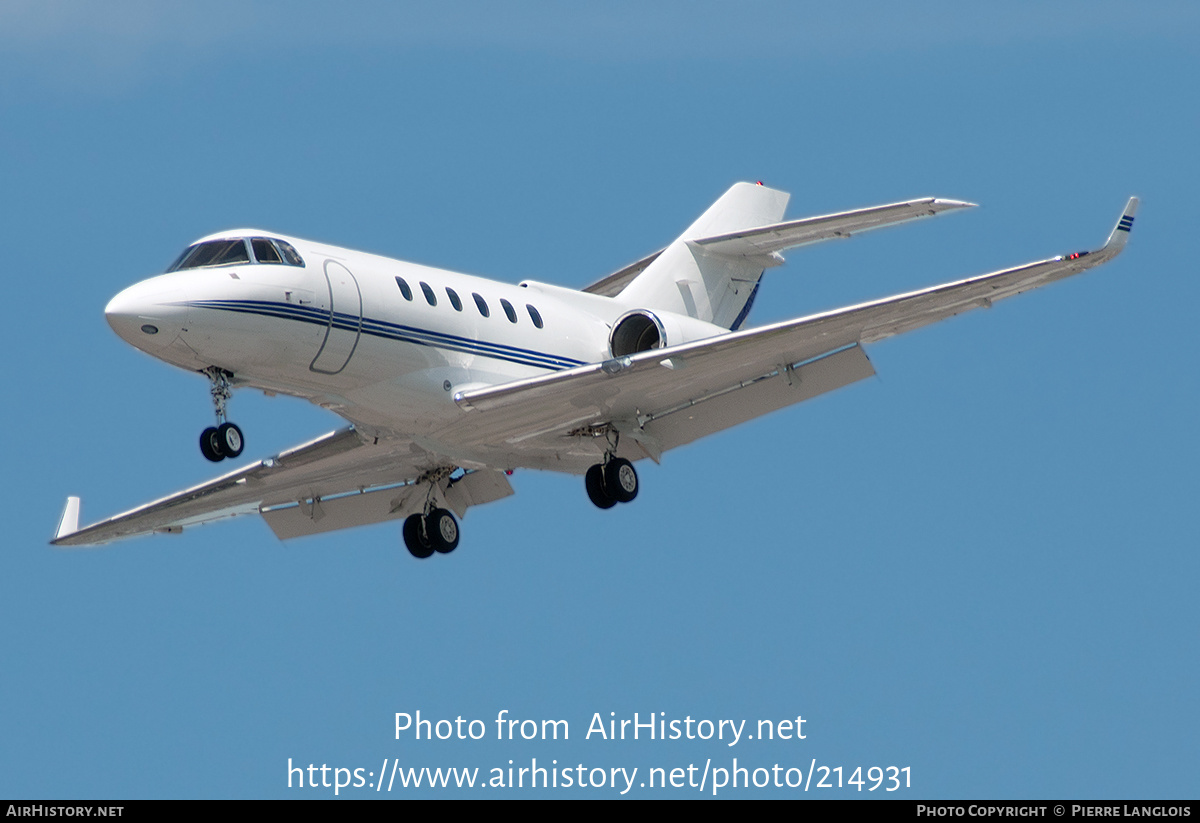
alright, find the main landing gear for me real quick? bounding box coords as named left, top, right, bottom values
left=199, top=366, right=244, bottom=463
left=400, top=469, right=462, bottom=560
left=402, top=508, right=460, bottom=559
left=200, top=422, right=244, bottom=462
left=585, top=456, right=638, bottom=509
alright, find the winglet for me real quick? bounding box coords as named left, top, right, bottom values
left=930, top=197, right=979, bottom=211
left=1104, top=197, right=1139, bottom=251
left=53, top=496, right=81, bottom=543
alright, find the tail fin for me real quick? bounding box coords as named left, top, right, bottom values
left=675, top=181, right=791, bottom=241
left=618, top=182, right=790, bottom=329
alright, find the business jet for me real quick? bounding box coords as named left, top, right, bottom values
left=51, top=182, right=1137, bottom=558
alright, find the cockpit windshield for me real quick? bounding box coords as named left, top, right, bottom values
left=167, top=236, right=305, bottom=272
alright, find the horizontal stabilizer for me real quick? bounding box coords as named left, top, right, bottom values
left=582, top=195, right=973, bottom=297
left=691, top=197, right=975, bottom=258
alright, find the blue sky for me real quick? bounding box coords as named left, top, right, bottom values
left=2, top=1, right=1196, bottom=799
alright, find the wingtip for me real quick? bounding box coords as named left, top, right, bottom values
left=1104, top=196, right=1139, bottom=251
left=930, top=198, right=978, bottom=210
left=52, top=496, right=81, bottom=544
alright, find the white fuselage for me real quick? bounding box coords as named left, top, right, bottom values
left=55, top=188, right=1138, bottom=550
left=104, top=230, right=724, bottom=449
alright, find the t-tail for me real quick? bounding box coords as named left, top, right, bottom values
left=615, top=182, right=974, bottom=330
left=617, top=182, right=790, bottom=329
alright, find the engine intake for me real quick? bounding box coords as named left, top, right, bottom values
left=609, top=311, right=666, bottom=357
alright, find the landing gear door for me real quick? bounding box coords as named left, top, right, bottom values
left=310, top=259, right=363, bottom=375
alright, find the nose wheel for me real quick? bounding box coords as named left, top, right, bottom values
left=199, top=367, right=244, bottom=462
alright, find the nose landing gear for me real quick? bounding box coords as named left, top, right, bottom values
left=199, top=367, right=244, bottom=462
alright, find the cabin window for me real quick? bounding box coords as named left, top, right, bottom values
left=420, top=282, right=437, bottom=306
left=472, top=293, right=490, bottom=318
left=500, top=298, right=517, bottom=324
left=250, top=238, right=281, bottom=264
left=395, top=277, right=413, bottom=301
left=446, top=287, right=463, bottom=311
left=526, top=304, right=544, bottom=329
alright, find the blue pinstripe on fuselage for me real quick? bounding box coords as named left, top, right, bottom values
left=178, top=299, right=587, bottom=371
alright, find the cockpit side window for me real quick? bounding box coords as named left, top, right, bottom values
left=274, top=239, right=305, bottom=267
left=251, top=238, right=282, bottom=264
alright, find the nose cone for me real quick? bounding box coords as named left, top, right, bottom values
left=105, top=276, right=190, bottom=351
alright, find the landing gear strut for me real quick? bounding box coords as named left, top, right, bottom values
left=199, top=367, right=244, bottom=462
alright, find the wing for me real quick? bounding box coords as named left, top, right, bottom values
left=52, top=427, right=513, bottom=546
left=580, top=196, right=975, bottom=296
left=452, top=199, right=1138, bottom=466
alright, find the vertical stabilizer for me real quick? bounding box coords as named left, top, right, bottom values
left=618, top=183, right=789, bottom=328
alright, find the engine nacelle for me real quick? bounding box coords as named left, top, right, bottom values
left=608, top=309, right=727, bottom=358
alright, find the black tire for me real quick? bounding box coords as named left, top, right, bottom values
left=585, top=463, right=616, bottom=509
left=402, top=513, right=434, bottom=559
left=217, top=422, right=244, bottom=458
left=200, top=426, right=224, bottom=462
left=427, top=508, right=460, bottom=554
left=604, top=457, right=638, bottom=503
